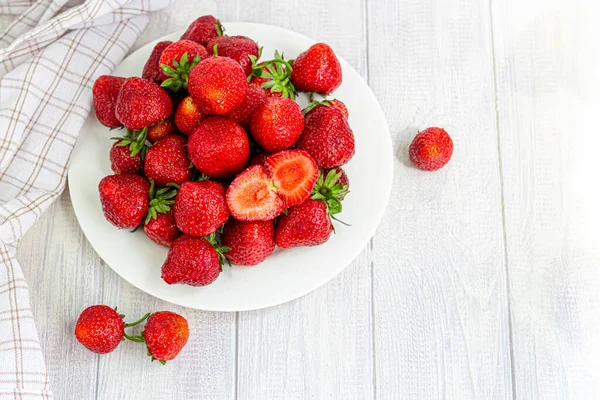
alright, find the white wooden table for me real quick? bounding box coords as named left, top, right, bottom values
left=12, top=0, right=600, bottom=399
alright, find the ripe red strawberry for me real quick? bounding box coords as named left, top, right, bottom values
left=147, top=118, right=176, bottom=143
left=181, top=15, right=223, bottom=47
left=249, top=51, right=295, bottom=98
left=159, top=40, right=209, bottom=91
left=143, top=311, right=189, bottom=363
left=142, top=41, right=172, bottom=84
left=248, top=153, right=269, bottom=167
left=221, top=219, right=275, bottom=266
left=93, top=75, right=126, bottom=128
left=297, top=105, right=355, bottom=168
left=188, top=117, right=249, bottom=179
left=264, top=150, right=318, bottom=207
left=145, top=210, right=181, bottom=247
left=110, top=140, right=143, bottom=174
left=408, top=127, right=453, bottom=171
left=74, top=305, right=124, bottom=354
left=188, top=56, right=247, bottom=115
left=275, top=199, right=333, bottom=248
left=226, top=165, right=284, bottom=221
left=161, top=234, right=227, bottom=286
left=304, top=99, right=349, bottom=119
left=98, top=174, right=149, bottom=228
left=250, top=97, right=304, bottom=153
left=174, top=180, right=229, bottom=236
left=225, top=82, right=267, bottom=127
left=205, top=35, right=259, bottom=76
left=144, top=135, right=192, bottom=186
left=291, top=43, right=342, bottom=94
left=174, top=96, right=205, bottom=136
left=115, top=77, right=172, bottom=130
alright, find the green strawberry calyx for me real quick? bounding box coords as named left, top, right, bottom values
left=215, top=20, right=225, bottom=37
left=205, top=232, right=231, bottom=271
left=302, top=99, right=332, bottom=115
left=111, top=126, right=149, bottom=159
left=249, top=50, right=296, bottom=99
left=144, top=181, right=178, bottom=225
left=311, top=169, right=349, bottom=217
left=161, top=52, right=201, bottom=92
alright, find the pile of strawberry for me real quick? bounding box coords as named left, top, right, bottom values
left=93, top=15, right=355, bottom=287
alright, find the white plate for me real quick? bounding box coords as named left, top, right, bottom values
left=68, top=22, right=393, bottom=311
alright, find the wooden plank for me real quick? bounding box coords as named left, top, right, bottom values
left=233, top=1, right=374, bottom=399
left=368, top=0, right=513, bottom=398
left=490, top=0, right=600, bottom=398
left=17, top=191, right=102, bottom=400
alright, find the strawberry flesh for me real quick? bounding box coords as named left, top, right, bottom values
left=226, top=165, right=284, bottom=221
left=264, top=150, right=318, bottom=208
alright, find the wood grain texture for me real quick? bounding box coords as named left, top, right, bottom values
left=491, top=0, right=600, bottom=398
left=232, top=1, right=374, bottom=399
left=368, top=0, right=512, bottom=399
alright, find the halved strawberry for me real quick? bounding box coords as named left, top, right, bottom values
left=264, top=150, right=318, bottom=208
left=226, top=165, right=284, bottom=221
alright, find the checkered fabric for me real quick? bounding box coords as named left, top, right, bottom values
left=0, top=1, right=168, bottom=398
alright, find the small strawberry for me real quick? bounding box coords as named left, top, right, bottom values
left=225, top=82, right=267, bottom=127
left=408, top=127, right=453, bottom=171
left=275, top=199, right=333, bottom=248
left=161, top=234, right=228, bottom=286
left=110, top=140, right=143, bottom=175
left=249, top=97, right=304, bottom=153
left=145, top=210, right=181, bottom=247
left=174, top=180, right=229, bottom=237
left=74, top=305, right=124, bottom=354
left=160, top=40, right=209, bottom=92
left=291, top=43, right=342, bottom=94
left=143, top=311, right=189, bottom=363
left=98, top=174, right=150, bottom=229
left=147, top=118, right=176, bottom=143
left=93, top=75, right=126, bottom=128
left=144, top=135, right=192, bottom=186
left=226, top=165, right=284, bottom=221
left=142, top=41, right=172, bottom=84
left=249, top=51, right=295, bottom=98
left=181, top=15, right=223, bottom=47
left=205, top=35, right=259, bottom=76
left=174, top=96, right=205, bottom=136
left=221, top=219, right=275, bottom=266
left=188, top=117, right=250, bottom=179
left=248, top=153, right=269, bottom=167
left=264, top=150, right=318, bottom=208
left=115, top=77, right=172, bottom=130
left=297, top=104, right=355, bottom=168
left=188, top=56, right=247, bottom=115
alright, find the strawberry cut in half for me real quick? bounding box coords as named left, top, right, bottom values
left=226, top=165, right=284, bottom=221
left=264, top=150, right=318, bottom=208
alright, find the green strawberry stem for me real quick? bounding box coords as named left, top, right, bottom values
left=206, top=233, right=230, bottom=271
left=123, top=333, right=146, bottom=343
left=124, top=312, right=151, bottom=328
left=215, top=20, right=224, bottom=36
left=311, top=169, right=349, bottom=216
left=302, top=99, right=332, bottom=115
left=145, top=181, right=178, bottom=224
left=161, top=52, right=201, bottom=92
left=249, top=50, right=296, bottom=99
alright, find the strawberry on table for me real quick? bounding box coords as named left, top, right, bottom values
left=297, top=103, right=355, bottom=168
left=98, top=174, right=150, bottom=229
left=142, top=41, right=172, bottom=84
left=226, top=165, right=284, bottom=221
left=161, top=234, right=228, bottom=287
left=225, top=82, right=267, bottom=128
left=264, top=150, right=319, bottom=208
left=206, top=35, right=259, bottom=76
left=249, top=97, right=304, bottom=153
left=221, top=219, right=275, bottom=266
left=188, top=56, right=247, bottom=115
left=74, top=305, right=124, bottom=354
left=110, top=140, right=143, bottom=175
left=174, top=96, right=205, bottom=136
left=160, top=40, right=209, bottom=91
left=181, top=15, right=223, bottom=47
left=187, top=116, right=250, bottom=179
left=275, top=199, right=333, bottom=248
left=143, top=311, right=189, bottom=363
left=408, top=127, right=453, bottom=171
left=144, top=135, right=192, bottom=186
left=93, top=75, right=126, bottom=128
left=115, top=77, right=172, bottom=131
left=291, top=43, right=342, bottom=94
left=174, top=180, right=229, bottom=237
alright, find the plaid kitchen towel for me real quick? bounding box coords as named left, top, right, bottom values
left=0, top=0, right=169, bottom=398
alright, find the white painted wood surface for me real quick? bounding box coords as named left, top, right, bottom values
left=9, top=0, right=600, bottom=399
